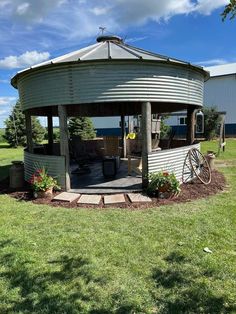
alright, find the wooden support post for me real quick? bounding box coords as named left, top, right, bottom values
left=25, top=111, right=34, bottom=153
left=128, top=116, right=133, bottom=133
left=141, top=101, right=152, bottom=188
left=47, top=114, right=53, bottom=154
left=58, top=105, right=71, bottom=191
left=186, top=107, right=195, bottom=145
left=223, top=122, right=226, bottom=152
left=121, top=115, right=126, bottom=158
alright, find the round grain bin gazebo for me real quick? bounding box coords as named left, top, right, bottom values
left=11, top=35, right=209, bottom=191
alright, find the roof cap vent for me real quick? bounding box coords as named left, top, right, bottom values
left=97, top=35, right=123, bottom=43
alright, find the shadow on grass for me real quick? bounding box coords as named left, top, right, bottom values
left=152, top=251, right=235, bottom=314
left=0, top=144, right=11, bottom=148
left=0, top=239, right=140, bottom=313
left=0, top=239, right=14, bottom=248
left=0, top=254, right=100, bottom=313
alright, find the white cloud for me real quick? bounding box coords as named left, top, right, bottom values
left=0, top=51, right=50, bottom=69
left=5, top=0, right=67, bottom=22
left=194, top=0, right=228, bottom=15
left=197, top=58, right=228, bottom=66
left=0, top=0, right=228, bottom=30
left=99, top=0, right=228, bottom=26
left=16, top=2, right=30, bottom=15
left=125, top=36, right=148, bottom=43
left=0, top=96, right=17, bottom=106
left=0, top=0, right=229, bottom=59
left=90, top=7, right=109, bottom=16
left=0, top=0, right=10, bottom=8
left=38, top=0, right=227, bottom=44
left=110, top=0, right=194, bottom=25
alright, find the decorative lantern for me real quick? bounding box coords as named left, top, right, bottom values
left=196, top=110, right=204, bottom=134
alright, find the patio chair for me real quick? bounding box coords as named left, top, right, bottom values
left=101, top=136, right=122, bottom=176
left=127, top=155, right=142, bottom=176
left=69, top=137, right=91, bottom=174
left=102, top=136, right=122, bottom=157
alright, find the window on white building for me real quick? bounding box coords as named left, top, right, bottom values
left=179, top=117, right=187, bottom=125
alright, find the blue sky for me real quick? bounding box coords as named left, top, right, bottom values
left=0, top=0, right=235, bottom=127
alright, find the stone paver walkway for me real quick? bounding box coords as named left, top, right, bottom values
left=128, top=193, right=152, bottom=203
left=77, top=194, right=101, bottom=205
left=53, top=192, right=80, bottom=203
left=104, top=194, right=126, bottom=205
left=53, top=192, right=152, bottom=206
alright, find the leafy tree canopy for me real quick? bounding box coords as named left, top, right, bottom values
left=4, top=101, right=45, bottom=147
left=68, top=117, right=96, bottom=140
left=160, top=115, right=171, bottom=139
left=202, top=106, right=221, bottom=140
left=222, top=0, right=236, bottom=20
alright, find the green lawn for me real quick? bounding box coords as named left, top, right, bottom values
left=0, top=143, right=23, bottom=179
left=0, top=140, right=236, bottom=313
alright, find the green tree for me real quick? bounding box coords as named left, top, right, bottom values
left=160, top=115, right=171, bottom=139
left=222, top=0, right=236, bottom=20
left=68, top=117, right=96, bottom=140
left=4, top=101, right=45, bottom=147
left=202, top=107, right=221, bottom=140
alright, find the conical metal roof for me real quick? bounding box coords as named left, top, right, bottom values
left=12, top=35, right=208, bottom=87
left=17, top=35, right=203, bottom=71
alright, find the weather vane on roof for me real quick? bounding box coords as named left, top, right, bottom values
left=99, top=26, right=106, bottom=34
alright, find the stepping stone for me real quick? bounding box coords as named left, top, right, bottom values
left=104, top=194, right=126, bottom=205
left=77, top=194, right=101, bottom=205
left=53, top=192, right=80, bottom=203
left=128, top=193, right=152, bottom=203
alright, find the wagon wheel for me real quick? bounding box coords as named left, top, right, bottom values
left=182, top=150, right=195, bottom=183
left=189, top=148, right=211, bottom=185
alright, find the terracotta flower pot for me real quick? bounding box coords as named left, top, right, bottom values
left=158, top=189, right=180, bottom=199
left=158, top=183, right=171, bottom=193
left=35, top=187, right=53, bottom=198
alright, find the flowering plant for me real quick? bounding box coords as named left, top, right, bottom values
left=147, top=171, right=181, bottom=196
left=30, top=167, right=59, bottom=192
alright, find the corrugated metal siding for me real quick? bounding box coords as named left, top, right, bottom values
left=24, top=151, right=66, bottom=189
left=148, top=143, right=201, bottom=182
left=18, top=61, right=204, bottom=111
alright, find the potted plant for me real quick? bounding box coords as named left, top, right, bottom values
left=147, top=171, right=181, bottom=198
left=30, top=167, right=60, bottom=198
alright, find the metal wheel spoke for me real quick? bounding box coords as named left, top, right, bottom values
left=191, top=150, right=200, bottom=163
left=201, top=170, right=210, bottom=180
left=202, top=167, right=209, bottom=174
left=182, top=151, right=194, bottom=183
left=192, top=153, right=199, bottom=164
left=188, top=148, right=212, bottom=185
left=200, top=171, right=209, bottom=179
left=184, top=173, right=193, bottom=182
left=185, top=163, right=192, bottom=171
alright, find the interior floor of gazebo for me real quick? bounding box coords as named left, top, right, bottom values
left=69, top=159, right=142, bottom=194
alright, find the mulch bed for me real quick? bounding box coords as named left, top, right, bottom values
left=0, top=170, right=226, bottom=210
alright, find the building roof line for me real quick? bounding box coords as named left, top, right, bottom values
left=205, top=62, right=236, bottom=77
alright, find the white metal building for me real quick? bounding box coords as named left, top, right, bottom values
left=165, top=62, right=236, bottom=136
left=204, top=62, right=236, bottom=135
